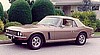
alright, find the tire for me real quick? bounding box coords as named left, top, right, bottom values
left=12, top=39, right=22, bottom=45
left=75, top=33, right=87, bottom=45
left=27, top=34, right=44, bottom=50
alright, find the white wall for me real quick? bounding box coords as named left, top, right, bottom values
left=93, top=10, right=100, bottom=20
left=51, top=0, right=100, bottom=2
left=91, top=0, right=100, bottom=2
left=50, top=0, right=83, bottom=2
left=71, top=6, right=78, bottom=11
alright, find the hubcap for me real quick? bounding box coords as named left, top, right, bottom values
left=79, top=34, right=86, bottom=44
left=32, top=36, right=41, bottom=48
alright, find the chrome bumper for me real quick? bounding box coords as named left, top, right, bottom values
left=5, top=33, right=27, bottom=40
left=91, top=34, right=94, bottom=37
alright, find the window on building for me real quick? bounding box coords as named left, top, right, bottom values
left=92, top=6, right=99, bottom=11
left=55, top=6, right=63, bottom=10
left=55, top=6, right=61, bottom=9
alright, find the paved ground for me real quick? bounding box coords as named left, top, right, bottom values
left=0, top=38, right=100, bottom=55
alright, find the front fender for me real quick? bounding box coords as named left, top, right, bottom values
left=28, top=31, right=48, bottom=40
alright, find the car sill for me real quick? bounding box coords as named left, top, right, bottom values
left=46, top=38, right=76, bottom=43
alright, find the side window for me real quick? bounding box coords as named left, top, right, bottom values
left=62, top=19, right=73, bottom=27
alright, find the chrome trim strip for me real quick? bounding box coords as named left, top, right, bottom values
left=46, top=38, right=76, bottom=43
left=5, top=33, right=26, bottom=38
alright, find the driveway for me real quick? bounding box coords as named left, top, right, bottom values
left=0, top=38, right=100, bottom=55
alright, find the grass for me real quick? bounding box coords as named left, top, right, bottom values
left=94, top=32, right=100, bottom=36
left=0, top=34, right=9, bottom=40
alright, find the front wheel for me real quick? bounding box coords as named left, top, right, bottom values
left=27, top=34, right=44, bottom=50
left=75, top=33, right=87, bottom=45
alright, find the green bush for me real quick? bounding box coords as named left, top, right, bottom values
left=5, top=22, right=22, bottom=27
left=31, top=0, right=55, bottom=22
left=95, top=19, right=100, bottom=32
left=0, top=19, right=4, bottom=32
left=8, top=0, right=32, bottom=24
left=55, top=9, right=64, bottom=16
left=0, top=2, right=4, bottom=21
left=3, top=11, right=9, bottom=24
left=32, top=22, right=38, bottom=25
left=71, top=11, right=97, bottom=30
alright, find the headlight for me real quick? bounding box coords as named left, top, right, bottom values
left=6, top=29, right=9, bottom=32
left=17, top=32, right=22, bottom=36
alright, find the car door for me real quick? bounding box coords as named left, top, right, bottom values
left=54, top=19, right=78, bottom=39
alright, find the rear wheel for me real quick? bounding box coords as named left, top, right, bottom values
left=27, top=34, right=44, bottom=50
left=75, top=33, right=87, bottom=45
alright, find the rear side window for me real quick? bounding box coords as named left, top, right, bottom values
left=61, top=19, right=78, bottom=27
left=62, top=19, right=73, bottom=27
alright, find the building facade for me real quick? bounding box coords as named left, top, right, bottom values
left=51, top=0, right=100, bottom=20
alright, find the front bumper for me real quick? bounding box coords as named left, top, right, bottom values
left=5, top=33, right=27, bottom=40
left=91, top=33, right=94, bottom=37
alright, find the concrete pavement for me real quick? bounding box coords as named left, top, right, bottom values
left=0, top=38, right=100, bottom=55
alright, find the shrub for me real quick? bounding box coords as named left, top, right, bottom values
left=71, top=11, right=97, bottom=30
left=95, top=19, right=100, bottom=32
left=8, top=0, right=32, bottom=24
left=0, top=19, right=4, bottom=32
left=32, top=22, right=38, bottom=25
left=31, top=0, right=55, bottom=22
left=55, top=9, right=64, bottom=16
left=5, top=22, right=22, bottom=28
left=3, top=11, right=9, bottom=24
left=0, top=2, right=4, bottom=21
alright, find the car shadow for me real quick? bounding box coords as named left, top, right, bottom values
left=4, top=40, right=90, bottom=50
left=43, top=40, right=76, bottom=47
left=19, top=40, right=77, bottom=49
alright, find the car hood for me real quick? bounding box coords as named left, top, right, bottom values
left=6, top=24, right=54, bottom=32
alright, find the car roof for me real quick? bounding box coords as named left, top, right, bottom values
left=46, top=15, right=79, bottom=20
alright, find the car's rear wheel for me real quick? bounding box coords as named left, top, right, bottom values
left=12, top=39, right=22, bottom=45
left=75, top=33, right=87, bottom=45
left=27, top=34, right=44, bottom=50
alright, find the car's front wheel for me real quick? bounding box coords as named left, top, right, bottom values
left=75, top=33, right=87, bottom=45
left=27, top=34, right=44, bottom=50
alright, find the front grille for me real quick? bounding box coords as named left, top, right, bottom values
left=6, top=30, right=18, bottom=36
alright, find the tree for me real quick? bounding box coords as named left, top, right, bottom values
left=78, top=0, right=92, bottom=11
left=31, top=0, right=55, bottom=22
left=3, top=11, right=9, bottom=24
left=55, top=9, right=64, bottom=16
left=0, top=2, right=4, bottom=21
left=8, top=0, right=32, bottom=24
left=9, top=0, right=34, bottom=5
left=71, top=11, right=97, bottom=30
left=95, top=19, right=100, bottom=32
left=9, top=0, right=16, bottom=3
left=0, top=19, right=4, bottom=31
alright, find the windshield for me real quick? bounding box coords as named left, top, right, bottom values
left=38, top=17, right=60, bottom=26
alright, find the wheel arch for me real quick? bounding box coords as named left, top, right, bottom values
left=78, top=31, right=88, bottom=38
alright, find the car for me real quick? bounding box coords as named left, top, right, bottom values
left=5, top=16, right=94, bottom=50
